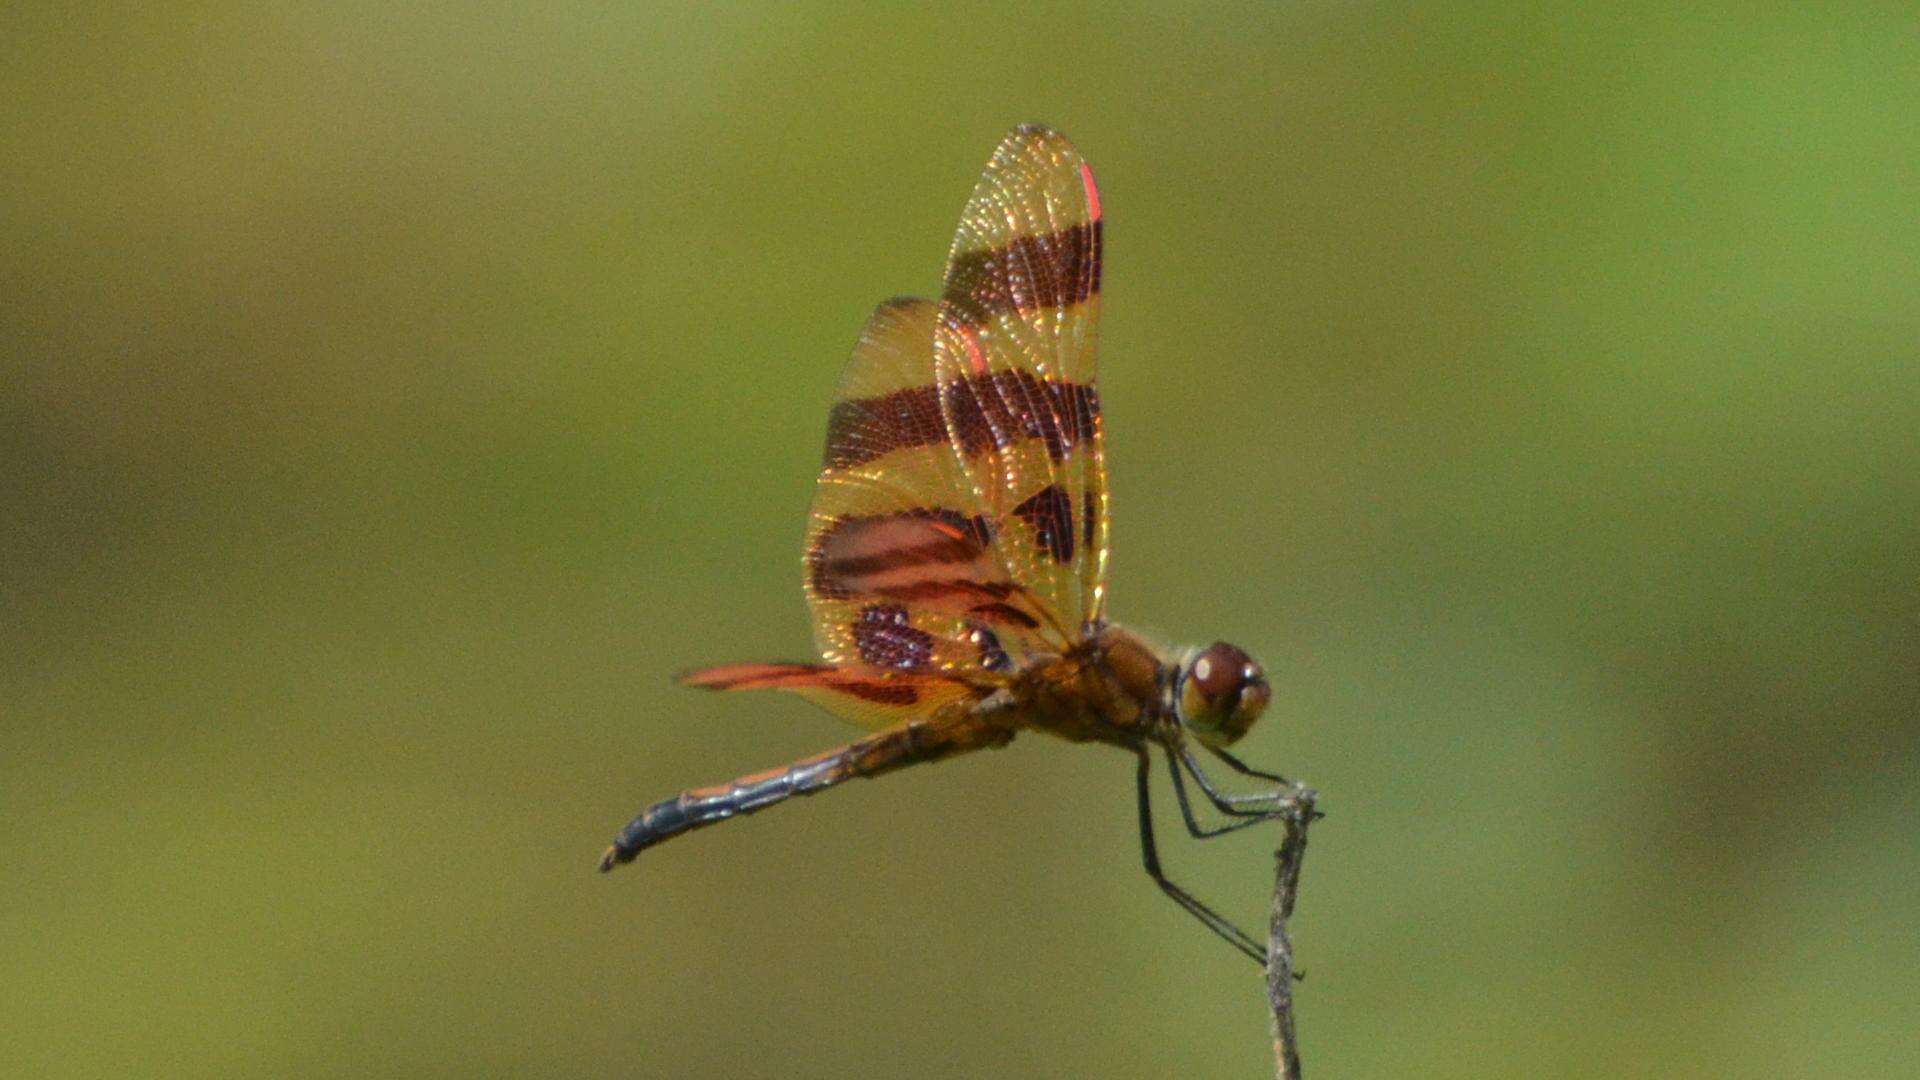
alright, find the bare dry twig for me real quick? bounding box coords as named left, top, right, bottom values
left=1266, top=785, right=1318, bottom=1080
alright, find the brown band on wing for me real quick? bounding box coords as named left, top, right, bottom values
left=964, top=601, right=1042, bottom=629
left=823, top=386, right=947, bottom=470
left=867, top=578, right=1015, bottom=604
left=806, top=503, right=1013, bottom=607
left=824, top=680, right=922, bottom=705
left=819, top=535, right=984, bottom=580
left=945, top=221, right=1103, bottom=313
left=809, top=509, right=996, bottom=601
left=945, top=370, right=1100, bottom=464
left=823, top=371, right=1100, bottom=471
left=1013, top=484, right=1076, bottom=564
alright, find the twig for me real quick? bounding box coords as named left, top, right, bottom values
left=1266, top=784, right=1317, bottom=1080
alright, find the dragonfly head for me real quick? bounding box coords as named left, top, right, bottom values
left=1175, top=641, right=1271, bottom=748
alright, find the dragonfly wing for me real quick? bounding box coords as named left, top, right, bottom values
left=934, top=124, right=1111, bottom=638
left=758, top=126, right=1114, bottom=731
left=678, top=663, right=978, bottom=733
left=804, top=297, right=1044, bottom=706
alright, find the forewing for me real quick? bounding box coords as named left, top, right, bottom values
left=935, top=124, right=1111, bottom=635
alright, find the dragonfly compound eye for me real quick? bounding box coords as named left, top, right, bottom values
left=1180, top=641, right=1270, bottom=746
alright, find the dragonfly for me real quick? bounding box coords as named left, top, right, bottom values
left=599, top=124, right=1297, bottom=962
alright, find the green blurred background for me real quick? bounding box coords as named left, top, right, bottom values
left=5, top=3, right=1917, bottom=1077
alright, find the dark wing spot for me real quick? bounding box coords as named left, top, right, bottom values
left=968, top=623, right=1011, bottom=672
left=1013, top=485, right=1075, bottom=563
left=854, top=604, right=935, bottom=670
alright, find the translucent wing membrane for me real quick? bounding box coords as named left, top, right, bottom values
left=679, top=663, right=977, bottom=733
left=692, top=125, right=1112, bottom=730
left=935, top=124, right=1110, bottom=634
left=806, top=298, right=1053, bottom=689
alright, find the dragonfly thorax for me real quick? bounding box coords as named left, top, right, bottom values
left=1007, top=628, right=1270, bottom=752
left=992, top=623, right=1161, bottom=746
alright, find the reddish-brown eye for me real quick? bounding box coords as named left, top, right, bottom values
left=1192, top=642, right=1254, bottom=701
left=1181, top=640, right=1270, bottom=747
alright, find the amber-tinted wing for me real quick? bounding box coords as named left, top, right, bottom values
left=797, top=126, right=1109, bottom=717
left=685, top=299, right=1019, bottom=733
left=806, top=297, right=1053, bottom=692
left=934, top=124, right=1110, bottom=635
left=686, top=127, right=1109, bottom=731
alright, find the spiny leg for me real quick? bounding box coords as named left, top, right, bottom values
left=1206, top=744, right=1289, bottom=785
left=1177, top=743, right=1292, bottom=818
left=1196, top=744, right=1323, bottom=822
left=1133, top=746, right=1266, bottom=964
left=1163, top=745, right=1276, bottom=839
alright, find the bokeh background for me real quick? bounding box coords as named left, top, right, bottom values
left=6, top=3, right=1917, bottom=1077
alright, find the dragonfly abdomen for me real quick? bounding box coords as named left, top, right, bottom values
left=598, top=714, right=1011, bottom=871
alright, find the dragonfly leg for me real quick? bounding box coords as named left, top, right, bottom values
left=599, top=716, right=1007, bottom=871
left=1205, top=744, right=1289, bottom=785
left=1163, top=745, right=1275, bottom=839
left=1177, top=743, right=1291, bottom=818
left=1134, top=747, right=1266, bottom=964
